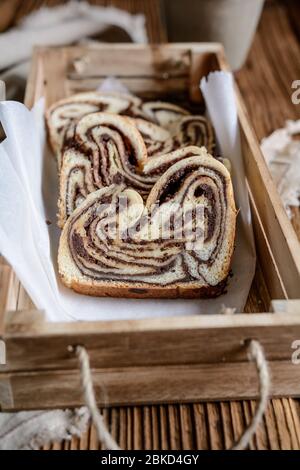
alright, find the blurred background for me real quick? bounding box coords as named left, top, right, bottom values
left=0, top=0, right=296, bottom=101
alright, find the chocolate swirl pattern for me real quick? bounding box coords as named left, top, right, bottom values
left=132, top=115, right=215, bottom=157
left=142, top=101, right=190, bottom=127
left=46, top=92, right=216, bottom=166
left=130, top=118, right=174, bottom=156
left=46, top=91, right=148, bottom=167
left=58, top=154, right=236, bottom=298
left=59, top=113, right=211, bottom=228
left=58, top=112, right=150, bottom=226
left=170, top=116, right=215, bottom=155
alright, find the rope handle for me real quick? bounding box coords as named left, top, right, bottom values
left=232, top=340, right=270, bottom=450
left=70, top=339, right=270, bottom=451
left=71, top=345, right=120, bottom=450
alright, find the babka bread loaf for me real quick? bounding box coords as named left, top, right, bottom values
left=46, top=92, right=215, bottom=168
left=45, top=91, right=148, bottom=166
left=58, top=108, right=212, bottom=226
left=58, top=151, right=236, bottom=298
left=46, top=92, right=188, bottom=163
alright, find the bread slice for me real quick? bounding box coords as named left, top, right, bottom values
left=46, top=92, right=215, bottom=167
left=58, top=122, right=213, bottom=228
left=58, top=112, right=148, bottom=227
left=58, top=153, right=236, bottom=298
left=46, top=93, right=191, bottom=165
left=45, top=91, right=146, bottom=167
left=57, top=98, right=216, bottom=227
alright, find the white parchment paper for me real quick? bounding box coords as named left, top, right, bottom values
left=0, top=72, right=256, bottom=322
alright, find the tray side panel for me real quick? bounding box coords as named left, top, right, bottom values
left=2, top=361, right=300, bottom=411
left=3, top=313, right=300, bottom=371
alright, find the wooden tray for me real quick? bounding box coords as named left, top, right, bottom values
left=0, top=43, right=300, bottom=411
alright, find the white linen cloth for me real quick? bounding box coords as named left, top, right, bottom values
left=0, top=0, right=147, bottom=99
left=261, top=120, right=300, bottom=218
left=0, top=1, right=146, bottom=70
left=0, top=408, right=89, bottom=450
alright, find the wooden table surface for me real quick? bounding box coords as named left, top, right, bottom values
left=3, top=0, right=300, bottom=450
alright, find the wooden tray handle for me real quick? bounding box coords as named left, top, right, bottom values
left=70, top=340, right=270, bottom=451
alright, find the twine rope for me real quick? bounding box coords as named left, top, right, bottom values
left=231, top=339, right=270, bottom=450
left=72, top=345, right=120, bottom=450
left=72, top=339, right=270, bottom=451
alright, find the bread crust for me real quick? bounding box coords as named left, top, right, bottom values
left=59, top=272, right=228, bottom=299
left=58, top=153, right=237, bottom=300
left=50, top=92, right=236, bottom=300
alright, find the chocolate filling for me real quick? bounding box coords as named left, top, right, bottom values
left=86, top=124, right=138, bottom=168
left=66, top=158, right=230, bottom=289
